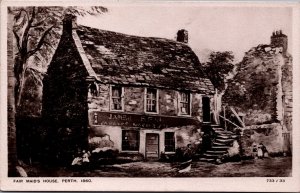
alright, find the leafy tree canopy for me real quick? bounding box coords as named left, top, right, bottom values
left=203, top=51, right=235, bottom=92
left=9, top=6, right=108, bottom=111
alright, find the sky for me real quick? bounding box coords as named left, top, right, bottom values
left=78, top=4, right=292, bottom=62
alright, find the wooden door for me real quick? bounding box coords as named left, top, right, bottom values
left=202, top=97, right=211, bottom=122
left=146, top=133, right=159, bottom=160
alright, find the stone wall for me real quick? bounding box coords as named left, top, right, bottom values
left=281, top=56, right=293, bottom=131
left=42, top=27, right=89, bottom=162
left=125, top=87, right=145, bottom=113
left=159, top=89, right=177, bottom=116
left=88, top=124, right=202, bottom=157
left=192, top=93, right=202, bottom=119
left=240, top=123, right=285, bottom=157
left=224, top=44, right=292, bottom=127
left=224, top=37, right=293, bottom=155
left=88, top=84, right=213, bottom=118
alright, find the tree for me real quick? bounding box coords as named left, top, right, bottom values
left=8, top=6, right=107, bottom=175
left=203, top=51, right=235, bottom=93
left=9, top=6, right=108, bottom=113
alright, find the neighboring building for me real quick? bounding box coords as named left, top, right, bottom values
left=223, top=30, right=292, bottom=155
left=42, top=15, right=215, bottom=161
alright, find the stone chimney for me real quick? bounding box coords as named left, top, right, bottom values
left=177, top=29, right=188, bottom=43
left=270, top=30, right=288, bottom=56
left=63, top=14, right=77, bottom=34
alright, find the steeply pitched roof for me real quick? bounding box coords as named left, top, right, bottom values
left=76, top=25, right=214, bottom=94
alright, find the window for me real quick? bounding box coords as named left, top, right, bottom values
left=111, top=86, right=123, bottom=110
left=89, top=82, right=98, bottom=97
left=179, top=92, right=190, bottom=115
left=122, top=130, right=139, bottom=151
left=165, top=132, right=175, bottom=152
left=145, top=88, right=158, bottom=113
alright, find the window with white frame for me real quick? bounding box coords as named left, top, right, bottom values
left=145, top=88, right=158, bottom=113
left=111, top=86, right=123, bottom=110
left=179, top=91, right=190, bottom=115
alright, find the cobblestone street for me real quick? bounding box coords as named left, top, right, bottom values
left=28, top=157, right=292, bottom=177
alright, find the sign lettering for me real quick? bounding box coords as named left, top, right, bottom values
left=90, top=111, right=199, bottom=129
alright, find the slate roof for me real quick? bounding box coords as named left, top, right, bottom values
left=76, top=25, right=214, bottom=94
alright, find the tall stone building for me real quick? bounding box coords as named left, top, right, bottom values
left=224, top=31, right=292, bottom=155
left=42, top=15, right=215, bottom=162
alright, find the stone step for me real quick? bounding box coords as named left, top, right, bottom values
left=210, top=124, right=221, bottom=127
left=212, top=142, right=228, bottom=146
left=215, top=131, right=235, bottom=136
left=216, top=134, right=235, bottom=138
left=199, top=157, right=215, bottom=162
left=216, top=135, right=233, bottom=139
left=202, top=153, right=222, bottom=158
left=206, top=150, right=227, bottom=154
left=211, top=145, right=230, bottom=150
left=212, top=127, right=223, bottom=130
left=215, top=138, right=235, bottom=144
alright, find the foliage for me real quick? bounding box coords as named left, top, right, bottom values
left=203, top=51, right=235, bottom=92
left=9, top=6, right=108, bottom=114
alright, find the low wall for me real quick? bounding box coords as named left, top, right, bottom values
left=240, top=123, right=289, bottom=157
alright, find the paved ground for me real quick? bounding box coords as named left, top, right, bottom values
left=27, top=157, right=292, bottom=177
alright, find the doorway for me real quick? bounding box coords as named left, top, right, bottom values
left=145, top=133, right=159, bottom=160
left=202, top=96, right=211, bottom=122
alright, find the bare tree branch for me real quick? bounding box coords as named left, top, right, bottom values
left=28, top=7, right=36, bottom=24
left=12, top=29, right=21, bottom=52
left=20, top=7, right=36, bottom=55
left=31, top=18, right=46, bottom=27
left=43, top=41, right=55, bottom=49
left=16, top=8, right=29, bottom=22
left=27, top=25, right=55, bottom=58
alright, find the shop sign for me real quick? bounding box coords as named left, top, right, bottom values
left=90, top=111, right=199, bottom=129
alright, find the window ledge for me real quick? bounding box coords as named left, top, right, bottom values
left=121, top=151, right=139, bottom=153
left=144, top=111, right=159, bottom=114
left=177, top=114, right=192, bottom=117
left=164, top=152, right=176, bottom=155
left=110, top=109, right=125, bottom=112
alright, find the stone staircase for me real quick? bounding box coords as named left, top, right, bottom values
left=199, top=126, right=239, bottom=163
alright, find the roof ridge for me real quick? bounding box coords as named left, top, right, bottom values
left=77, top=24, right=188, bottom=46
left=75, top=24, right=214, bottom=94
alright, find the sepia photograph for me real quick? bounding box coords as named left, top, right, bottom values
left=1, top=0, right=299, bottom=191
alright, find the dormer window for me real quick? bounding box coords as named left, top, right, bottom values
left=111, top=86, right=123, bottom=111
left=145, top=88, right=158, bottom=113
left=179, top=91, right=191, bottom=115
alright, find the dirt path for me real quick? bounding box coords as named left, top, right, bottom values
left=27, top=157, right=292, bottom=177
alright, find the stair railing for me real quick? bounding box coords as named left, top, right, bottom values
left=229, top=107, right=246, bottom=128
left=219, top=107, right=246, bottom=136
left=219, top=115, right=243, bottom=130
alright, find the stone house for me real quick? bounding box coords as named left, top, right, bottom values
left=42, top=15, right=215, bottom=161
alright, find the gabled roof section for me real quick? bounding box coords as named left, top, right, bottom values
left=75, top=25, right=214, bottom=94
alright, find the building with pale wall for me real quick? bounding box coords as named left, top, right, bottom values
left=42, top=15, right=215, bottom=161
